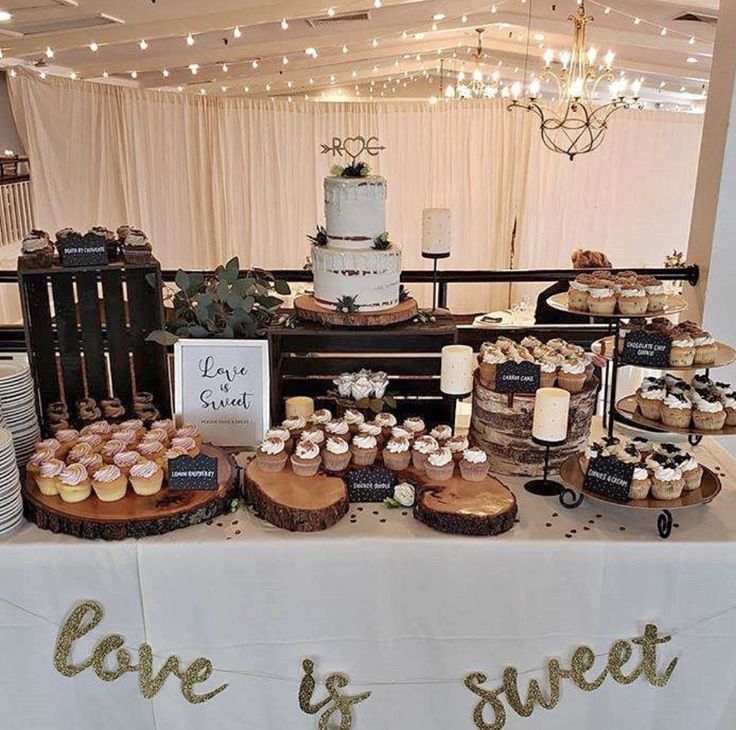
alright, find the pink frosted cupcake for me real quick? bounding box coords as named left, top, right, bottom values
left=113, top=450, right=142, bottom=476
left=290, top=439, right=322, bottom=477
left=101, top=439, right=128, bottom=464
left=151, top=419, right=177, bottom=439
left=142, top=428, right=171, bottom=447
left=425, top=447, right=455, bottom=482
left=175, top=424, right=203, bottom=448
left=129, top=459, right=164, bottom=496
left=34, top=458, right=64, bottom=496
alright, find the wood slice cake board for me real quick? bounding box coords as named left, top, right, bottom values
left=23, top=444, right=238, bottom=540
left=414, top=472, right=518, bottom=536
left=294, top=295, right=418, bottom=328
left=245, top=460, right=349, bottom=532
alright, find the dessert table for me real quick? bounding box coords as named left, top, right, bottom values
left=2, top=422, right=736, bottom=730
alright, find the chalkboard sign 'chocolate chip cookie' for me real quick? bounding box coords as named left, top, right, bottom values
left=584, top=456, right=634, bottom=503
left=495, top=361, right=541, bottom=394
left=168, top=453, right=218, bottom=491
left=622, top=330, right=672, bottom=367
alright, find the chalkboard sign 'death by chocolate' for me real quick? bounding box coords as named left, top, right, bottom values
left=495, top=360, right=541, bottom=394
left=622, top=330, right=671, bottom=367
left=168, top=453, right=218, bottom=491
left=58, top=232, right=109, bottom=267
left=584, top=456, right=634, bottom=503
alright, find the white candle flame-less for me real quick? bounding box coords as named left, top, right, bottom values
left=532, top=388, right=571, bottom=443
left=421, top=208, right=451, bottom=257
left=285, top=397, right=315, bottom=420
left=440, top=345, right=474, bottom=395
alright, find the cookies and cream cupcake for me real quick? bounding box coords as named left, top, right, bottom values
left=256, top=438, right=289, bottom=472
left=290, top=439, right=322, bottom=477
left=382, top=435, right=411, bottom=471
left=350, top=433, right=379, bottom=466
left=91, top=465, right=128, bottom=502
left=721, top=390, right=736, bottom=426
left=692, top=395, right=726, bottom=431
left=58, top=464, right=92, bottom=503
left=636, top=385, right=666, bottom=421
left=660, top=392, right=692, bottom=429
left=459, top=447, right=490, bottom=482
left=579, top=441, right=603, bottom=471
left=129, top=459, right=164, bottom=496
left=323, top=436, right=351, bottom=472
left=411, top=435, right=439, bottom=471
left=650, top=460, right=685, bottom=501
left=425, top=447, right=454, bottom=482
left=675, top=453, right=703, bottom=492
left=629, top=464, right=651, bottom=500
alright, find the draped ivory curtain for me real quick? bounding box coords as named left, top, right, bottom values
left=7, top=70, right=703, bottom=313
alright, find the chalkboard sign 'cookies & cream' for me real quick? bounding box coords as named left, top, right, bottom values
left=174, top=340, right=270, bottom=449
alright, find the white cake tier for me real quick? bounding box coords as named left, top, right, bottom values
left=312, top=244, right=401, bottom=312
left=324, top=175, right=386, bottom=250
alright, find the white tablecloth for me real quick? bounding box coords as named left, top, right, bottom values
left=2, top=431, right=736, bottom=730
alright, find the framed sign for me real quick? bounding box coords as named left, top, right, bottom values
left=622, top=331, right=671, bottom=367
left=495, top=361, right=540, bottom=394
left=174, top=339, right=270, bottom=450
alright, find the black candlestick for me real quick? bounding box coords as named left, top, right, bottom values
left=421, top=251, right=450, bottom=311
left=524, top=435, right=566, bottom=496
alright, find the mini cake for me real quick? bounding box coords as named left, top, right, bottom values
left=617, top=283, right=648, bottom=315
left=446, top=435, right=469, bottom=463
left=650, top=460, right=685, bottom=501
left=692, top=395, right=726, bottom=431
left=91, top=465, right=128, bottom=502
left=382, top=435, right=411, bottom=471
left=669, top=334, right=695, bottom=367
left=323, top=436, right=351, bottom=472
left=636, top=385, right=666, bottom=421
left=256, top=438, right=289, bottom=472
left=129, top=459, right=164, bottom=496
left=121, top=228, right=152, bottom=264
left=350, top=433, right=379, bottom=466
left=459, top=447, right=490, bottom=482
left=113, top=450, right=142, bottom=476
left=429, top=424, right=453, bottom=445
left=411, top=435, right=439, bottom=471
left=35, top=458, right=64, bottom=496
left=21, top=229, right=55, bottom=268
left=58, top=464, right=91, bottom=503
left=558, top=358, right=586, bottom=393
left=403, top=417, right=426, bottom=438
left=425, top=447, right=454, bottom=482
left=660, top=393, right=692, bottom=429
left=343, top=409, right=365, bottom=434
left=290, top=439, right=322, bottom=477
left=586, top=279, right=617, bottom=315
left=629, top=463, right=651, bottom=500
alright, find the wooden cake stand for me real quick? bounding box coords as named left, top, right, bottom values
left=294, top=295, right=418, bottom=328
left=23, top=444, right=238, bottom=540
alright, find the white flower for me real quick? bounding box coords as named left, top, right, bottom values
left=372, top=378, right=388, bottom=399
left=370, top=370, right=387, bottom=382
left=351, top=376, right=374, bottom=402
left=393, top=482, right=415, bottom=507
left=333, top=375, right=354, bottom=398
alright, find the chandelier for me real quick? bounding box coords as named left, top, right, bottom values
left=509, top=1, right=642, bottom=160
left=445, top=28, right=501, bottom=100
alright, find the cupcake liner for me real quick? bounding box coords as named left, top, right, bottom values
left=290, top=454, right=321, bottom=477
left=350, top=446, right=377, bottom=466
left=568, top=290, right=588, bottom=311
left=131, top=471, right=164, bottom=496
left=692, top=410, right=726, bottom=431
left=646, top=294, right=668, bottom=312
left=425, top=461, right=455, bottom=482
left=92, top=476, right=128, bottom=502
left=669, top=347, right=695, bottom=367
left=539, top=371, right=557, bottom=388
left=123, top=248, right=153, bottom=265
left=693, top=346, right=717, bottom=364
left=618, top=298, right=648, bottom=315
left=382, top=449, right=411, bottom=471
left=587, top=297, right=616, bottom=314
left=459, top=460, right=489, bottom=482
left=323, top=450, right=351, bottom=472
left=637, top=398, right=663, bottom=421
left=256, top=451, right=288, bottom=473
left=660, top=407, right=692, bottom=429
left=558, top=373, right=585, bottom=393
left=629, top=478, right=651, bottom=500
left=651, top=478, right=684, bottom=501
left=411, top=451, right=429, bottom=471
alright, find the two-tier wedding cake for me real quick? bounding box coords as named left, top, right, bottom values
left=310, top=169, right=401, bottom=312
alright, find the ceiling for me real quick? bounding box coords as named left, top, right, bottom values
left=0, top=0, right=718, bottom=109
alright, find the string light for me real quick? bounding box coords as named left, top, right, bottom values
left=252, top=58, right=259, bottom=69
left=130, top=71, right=138, bottom=79
left=188, top=63, right=199, bottom=75
left=70, top=71, right=77, bottom=79
left=461, top=14, right=468, bottom=23
left=186, top=33, right=195, bottom=46
left=604, top=6, right=611, bottom=13
left=634, top=17, right=641, bottom=25
left=89, top=42, right=99, bottom=52
left=374, top=0, right=382, bottom=7
left=491, top=5, right=497, bottom=14
left=305, top=47, right=318, bottom=57
left=342, top=44, right=348, bottom=53
left=102, top=71, right=109, bottom=78
left=689, top=37, right=696, bottom=45
left=222, top=62, right=229, bottom=72
left=372, top=38, right=379, bottom=47
left=281, top=18, right=288, bottom=30
left=265, top=83, right=272, bottom=91
left=162, top=68, right=170, bottom=77
left=8, top=68, right=15, bottom=77
left=327, top=7, right=335, bottom=16
left=244, top=85, right=250, bottom=92
left=233, top=26, right=242, bottom=38
left=139, top=39, right=148, bottom=50
left=282, top=55, right=289, bottom=65
left=402, top=30, right=408, bottom=39
left=660, top=27, right=667, bottom=36
left=45, top=46, right=54, bottom=58
left=221, top=86, right=228, bottom=92
left=177, top=85, right=183, bottom=92
left=39, top=71, right=46, bottom=79
left=431, top=22, right=438, bottom=31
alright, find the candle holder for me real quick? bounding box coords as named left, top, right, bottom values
left=524, top=436, right=566, bottom=496
left=421, top=251, right=450, bottom=311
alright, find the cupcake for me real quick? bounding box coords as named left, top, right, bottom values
left=113, top=450, right=142, bottom=476
left=151, top=419, right=177, bottom=439
left=290, top=439, right=322, bottom=477
left=618, top=443, right=641, bottom=465
left=558, top=358, right=587, bottom=393
left=459, top=447, right=490, bottom=482
left=636, top=385, right=666, bottom=421
left=693, top=332, right=717, bottom=365
left=142, top=427, right=170, bottom=447
left=692, top=395, right=726, bottom=431
left=26, top=448, right=54, bottom=476
left=101, top=439, right=128, bottom=464
left=586, top=280, right=617, bottom=315
left=429, top=424, right=453, bottom=445
left=650, top=460, right=685, bottom=501
left=579, top=441, right=603, bottom=472
left=78, top=453, right=103, bottom=473
left=309, top=408, right=332, bottom=428
left=657, top=443, right=684, bottom=458
left=176, top=424, right=203, bottom=448
left=67, top=442, right=94, bottom=464
left=425, top=447, right=455, bottom=482
left=54, top=428, right=79, bottom=457
left=600, top=436, right=622, bottom=458
left=21, top=229, right=55, bottom=268
left=669, top=335, right=695, bottom=367
left=301, top=427, right=325, bottom=446
left=382, top=435, right=411, bottom=471
left=58, top=464, right=92, bottom=503
left=722, top=391, right=736, bottom=426
left=660, top=392, right=692, bottom=429
left=358, top=421, right=384, bottom=446
left=539, top=358, right=558, bottom=388
left=568, top=275, right=591, bottom=311
left=478, top=348, right=505, bottom=389
left=35, top=458, right=64, bottom=496
left=119, top=419, right=145, bottom=439
left=78, top=433, right=103, bottom=452
left=171, top=436, right=199, bottom=457
left=324, top=419, right=351, bottom=442
left=403, top=417, right=427, bottom=438
left=89, top=226, right=118, bottom=261
left=91, top=465, right=128, bottom=502
left=373, top=412, right=397, bottom=439
left=35, top=438, right=62, bottom=459
left=350, top=433, right=379, bottom=466
left=102, top=400, right=127, bottom=423
left=163, top=446, right=188, bottom=476
left=629, top=464, right=651, bottom=500
left=343, top=409, right=366, bottom=434
left=255, top=437, right=289, bottom=472
left=446, top=435, right=469, bottom=463
left=630, top=436, right=654, bottom=457
left=116, top=224, right=131, bottom=243
left=692, top=374, right=713, bottom=394
left=129, top=459, right=164, bottom=496
left=121, top=228, right=153, bottom=264
left=411, top=435, right=439, bottom=471
left=264, top=427, right=293, bottom=453
left=323, top=436, right=351, bottom=472
left=641, top=277, right=668, bottom=312
left=281, top=415, right=306, bottom=441
left=137, top=440, right=166, bottom=465
left=617, top=284, right=649, bottom=316
left=81, top=420, right=113, bottom=441
left=675, top=453, right=703, bottom=491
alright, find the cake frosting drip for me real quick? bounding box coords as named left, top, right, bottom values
left=324, top=176, right=387, bottom=247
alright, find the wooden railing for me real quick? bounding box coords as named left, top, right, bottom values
left=0, top=179, right=34, bottom=248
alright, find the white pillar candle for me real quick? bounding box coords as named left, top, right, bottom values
left=440, top=345, right=474, bottom=395
left=532, top=388, right=571, bottom=443
left=421, top=208, right=452, bottom=256
left=285, top=396, right=315, bottom=420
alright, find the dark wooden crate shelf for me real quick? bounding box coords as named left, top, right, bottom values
left=18, top=258, right=171, bottom=428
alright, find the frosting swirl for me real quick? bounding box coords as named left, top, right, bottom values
left=39, top=459, right=64, bottom=478
left=462, top=447, right=488, bottom=464
left=385, top=436, right=410, bottom=454
left=294, top=439, right=320, bottom=460
left=325, top=436, right=349, bottom=455
left=60, top=464, right=88, bottom=486
left=93, top=465, right=122, bottom=483
left=413, top=435, right=439, bottom=454
left=130, top=459, right=160, bottom=479
left=352, top=434, right=377, bottom=449
left=427, top=447, right=453, bottom=467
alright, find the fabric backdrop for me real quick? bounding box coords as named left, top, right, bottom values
left=7, top=70, right=703, bottom=312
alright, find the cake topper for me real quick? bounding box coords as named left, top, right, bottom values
left=320, top=136, right=385, bottom=167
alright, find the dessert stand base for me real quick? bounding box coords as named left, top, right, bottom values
left=294, top=295, right=418, bottom=328
left=22, top=445, right=238, bottom=540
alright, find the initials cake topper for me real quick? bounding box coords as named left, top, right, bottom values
left=320, top=136, right=385, bottom=177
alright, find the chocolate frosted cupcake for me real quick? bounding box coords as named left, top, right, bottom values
left=323, top=436, right=351, bottom=472
left=290, top=439, right=322, bottom=477
left=21, top=229, right=54, bottom=268
left=382, top=435, right=411, bottom=471
left=692, top=394, right=726, bottom=431
left=89, top=226, right=118, bottom=261
left=256, top=437, right=289, bottom=472
left=459, top=447, right=490, bottom=482
left=121, top=228, right=153, bottom=264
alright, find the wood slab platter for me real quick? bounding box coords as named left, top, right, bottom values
left=294, top=294, right=418, bottom=328
left=592, top=336, right=736, bottom=369
left=245, top=460, right=349, bottom=531
left=559, top=453, right=721, bottom=510
left=617, top=394, right=736, bottom=437
left=23, top=444, right=238, bottom=540
left=414, top=471, right=518, bottom=536
left=546, top=292, right=687, bottom=319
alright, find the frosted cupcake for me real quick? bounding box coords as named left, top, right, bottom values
left=403, top=417, right=427, bottom=438
left=118, top=419, right=145, bottom=439
left=137, top=440, right=166, bottom=465
left=26, top=448, right=54, bottom=477
left=101, top=439, right=127, bottom=464
left=660, top=392, right=692, bottom=429
left=163, top=446, right=188, bottom=476
left=693, top=332, right=717, bottom=365
left=142, top=427, right=170, bottom=447
left=558, top=358, right=586, bottom=393
left=325, top=419, right=351, bottom=442
left=91, top=465, right=128, bottom=502
left=171, top=436, right=199, bottom=457
left=429, top=424, right=453, bottom=445
left=568, top=275, right=591, bottom=311
left=35, top=438, right=62, bottom=459
left=129, top=459, right=164, bottom=496
left=78, top=453, right=103, bottom=473
left=411, top=435, right=439, bottom=471
left=586, top=280, right=617, bottom=315
left=692, top=374, right=713, bottom=394
left=35, top=458, right=64, bottom=496
left=539, top=358, right=558, bottom=388
left=58, top=464, right=92, bottom=503
left=21, top=229, right=55, bottom=268
left=391, top=426, right=414, bottom=442
left=343, top=409, right=365, bottom=434
left=692, top=395, right=726, bottom=431
left=617, top=284, right=648, bottom=316
left=81, top=420, right=113, bottom=441
left=77, top=433, right=103, bottom=453
left=176, top=424, right=202, bottom=448
left=282, top=415, right=306, bottom=441
left=264, top=427, right=293, bottom=453
left=629, top=464, right=651, bottom=500
left=675, top=453, right=703, bottom=492
left=113, top=450, right=142, bottom=476
left=722, top=391, right=736, bottom=426
left=669, top=335, right=695, bottom=367
left=358, top=421, right=384, bottom=447
left=425, top=447, right=454, bottom=482
left=55, top=428, right=79, bottom=457
left=323, top=436, right=351, bottom=472
left=151, top=419, right=177, bottom=439
left=121, top=228, right=153, bottom=264
left=350, top=433, right=379, bottom=466
left=478, top=348, right=505, bottom=389
left=641, top=277, right=668, bottom=312
left=67, top=442, right=93, bottom=464
left=309, top=408, right=332, bottom=429
left=459, top=447, right=490, bottom=482
left=636, top=385, right=666, bottom=421
left=373, top=412, right=397, bottom=439
left=579, top=441, right=603, bottom=472
left=382, top=435, right=411, bottom=471
left=290, top=439, right=322, bottom=477
left=446, top=435, right=469, bottom=463
left=256, top=438, right=289, bottom=472
left=301, top=427, right=325, bottom=446
left=630, top=436, right=654, bottom=457
left=650, top=461, right=685, bottom=501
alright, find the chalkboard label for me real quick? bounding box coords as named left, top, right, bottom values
left=495, top=361, right=540, bottom=394
left=584, top=456, right=634, bottom=503
left=168, top=453, right=218, bottom=491
left=346, top=466, right=396, bottom=502
left=622, top=331, right=671, bottom=367
left=59, top=233, right=109, bottom=268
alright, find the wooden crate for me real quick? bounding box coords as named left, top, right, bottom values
left=268, top=313, right=459, bottom=427
left=17, top=258, right=171, bottom=428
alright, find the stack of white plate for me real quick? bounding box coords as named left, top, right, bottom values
left=0, top=362, right=41, bottom=466
left=0, top=428, right=23, bottom=536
